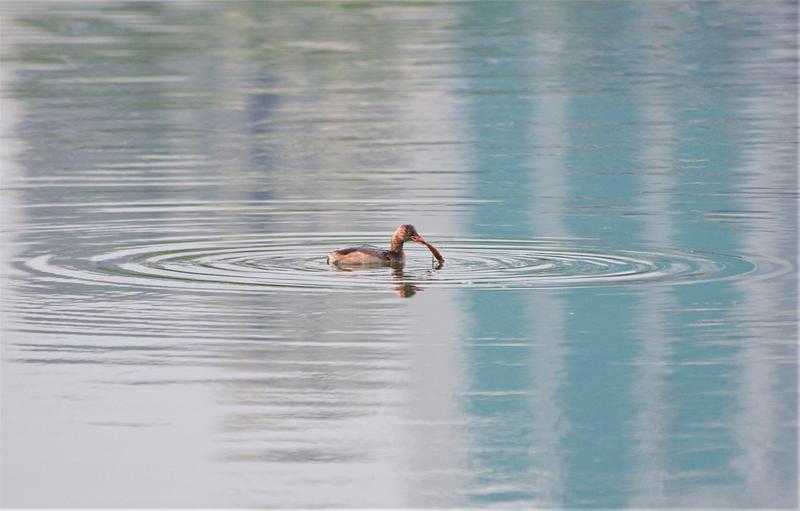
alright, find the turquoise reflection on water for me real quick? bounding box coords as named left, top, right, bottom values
left=0, top=0, right=796, bottom=508
left=453, top=2, right=796, bottom=507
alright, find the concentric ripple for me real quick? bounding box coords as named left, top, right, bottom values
left=24, top=234, right=774, bottom=294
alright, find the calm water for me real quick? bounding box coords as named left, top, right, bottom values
left=1, top=1, right=797, bottom=508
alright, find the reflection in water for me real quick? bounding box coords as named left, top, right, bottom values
left=729, top=7, right=798, bottom=502
left=1, top=1, right=797, bottom=508
left=391, top=266, right=422, bottom=298
left=628, top=10, right=680, bottom=505
left=329, top=263, right=426, bottom=298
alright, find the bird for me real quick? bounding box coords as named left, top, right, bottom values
left=327, top=224, right=444, bottom=266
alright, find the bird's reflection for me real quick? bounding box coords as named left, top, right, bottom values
left=329, top=260, right=442, bottom=298
left=391, top=266, right=421, bottom=298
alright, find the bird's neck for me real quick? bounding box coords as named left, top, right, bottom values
left=390, top=235, right=405, bottom=254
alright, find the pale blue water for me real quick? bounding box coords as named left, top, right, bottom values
left=1, top=1, right=797, bottom=508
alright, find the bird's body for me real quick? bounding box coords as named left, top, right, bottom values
left=327, top=224, right=444, bottom=266
left=327, top=244, right=404, bottom=265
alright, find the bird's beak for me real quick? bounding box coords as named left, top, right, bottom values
left=411, top=235, right=425, bottom=243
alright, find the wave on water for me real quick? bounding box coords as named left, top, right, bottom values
left=22, top=234, right=778, bottom=294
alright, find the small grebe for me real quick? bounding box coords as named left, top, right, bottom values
left=327, top=224, right=444, bottom=266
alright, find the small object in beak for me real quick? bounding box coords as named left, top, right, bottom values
left=418, top=238, right=445, bottom=266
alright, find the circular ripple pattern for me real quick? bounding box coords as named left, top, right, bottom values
left=25, top=234, right=766, bottom=293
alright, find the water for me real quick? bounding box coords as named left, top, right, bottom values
left=1, top=1, right=797, bottom=508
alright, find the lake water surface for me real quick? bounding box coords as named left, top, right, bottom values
left=1, top=1, right=797, bottom=508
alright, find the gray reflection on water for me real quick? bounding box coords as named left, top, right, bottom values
left=211, top=293, right=410, bottom=507
left=729, top=3, right=798, bottom=503
left=628, top=5, right=680, bottom=505
left=523, top=6, right=570, bottom=505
